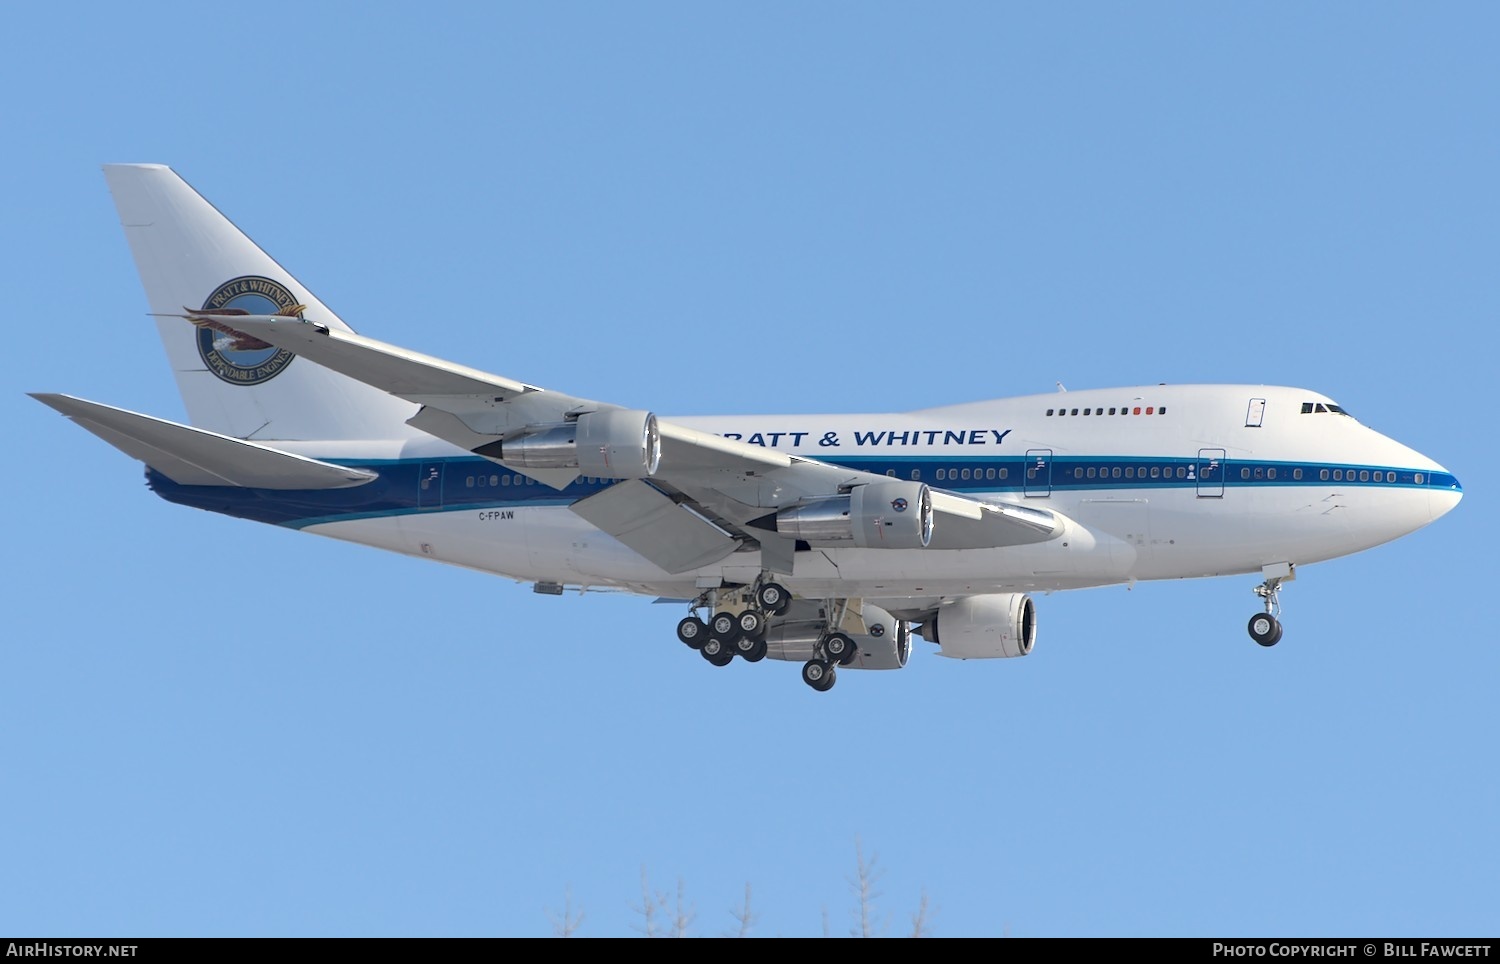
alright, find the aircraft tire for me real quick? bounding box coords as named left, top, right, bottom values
left=1248, top=613, right=1283, bottom=647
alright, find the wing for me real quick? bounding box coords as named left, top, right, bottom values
left=197, top=314, right=1064, bottom=573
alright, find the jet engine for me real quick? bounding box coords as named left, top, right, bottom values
left=762, top=603, right=912, bottom=670
left=921, top=593, right=1036, bottom=659
left=496, top=409, right=661, bottom=479
left=764, top=481, right=933, bottom=549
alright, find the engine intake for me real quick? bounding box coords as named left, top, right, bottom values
left=923, top=593, right=1036, bottom=659
left=493, top=409, right=661, bottom=479
left=769, top=481, right=933, bottom=549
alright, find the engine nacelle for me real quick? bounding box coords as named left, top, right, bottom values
left=762, top=604, right=912, bottom=670
left=499, top=409, right=661, bottom=479
left=923, top=593, right=1036, bottom=659
left=772, top=481, right=933, bottom=549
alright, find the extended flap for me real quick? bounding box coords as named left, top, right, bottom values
left=569, top=480, right=740, bottom=574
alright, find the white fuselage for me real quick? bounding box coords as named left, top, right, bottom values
left=268, top=384, right=1459, bottom=608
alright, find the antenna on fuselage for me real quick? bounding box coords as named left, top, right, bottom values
left=1055, top=381, right=1068, bottom=393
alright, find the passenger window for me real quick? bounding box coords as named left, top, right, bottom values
left=1133, top=407, right=1142, bottom=415
left=1150, top=467, right=1160, bottom=479
left=1086, top=467, right=1096, bottom=479
left=887, top=469, right=897, bottom=478
left=1146, top=407, right=1155, bottom=415
left=1333, top=470, right=1343, bottom=481
left=936, top=469, right=947, bottom=481
left=1109, top=408, right=1117, bottom=415
left=466, top=476, right=474, bottom=488
left=961, top=468, right=971, bottom=480
left=911, top=469, right=922, bottom=481
left=1125, top=466, right=1135, bottom=478
left=1293, top=469, right=1303, bottom=480
left=1027, top=468, right=1037, bottom=480
left=1267, top=468, right=1277, bottom=480
left=1415, top=473, right=1424, bottom=484
left=1073, top=467, right=1082, bottom=479
left=1084, top=408, right=1092, bottom=416
left=1047, top=409, right=1055, bottom=416
left=1112, top=467, right=1121, bottom=478
left=490, top=475, right=499, bottom=486
left=1241, top=468, right=1250, bottom=479
left=501, top=475, right=511, bottom=486
left=986, top=467, right=996, bottom=480
left=1320, top=469, right=1329, bottom=481
left=1071, top=409, right=1079, bottom=416
left=1386, top=471, right=1395, bottom=483
left=999, top=468, right=1008, bottom=480
left=1158, top=407, right=1166, bottom=415
left=1359, top=470, right=1369, bottom=482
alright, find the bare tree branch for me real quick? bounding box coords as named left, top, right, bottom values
left=848, top=836, right=886, bottom=937
left=726, top=882, right=756, bottom=938
left=547, top=885, right=584, bottom=938
left=908, top=888, right=933, bottom=938
left=668, top=877, right=695, bottom=938
left=632, top=866, right=661, bottom=938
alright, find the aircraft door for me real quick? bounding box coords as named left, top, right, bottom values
left=1024, top=449, right=1052, bottom=497
left=418, top=462, right=445, bottom=509
left=1196, top=448, right=1225, bottom=498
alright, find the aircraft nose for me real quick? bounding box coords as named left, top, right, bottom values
left=1428, top=466, right=1463, bottom=521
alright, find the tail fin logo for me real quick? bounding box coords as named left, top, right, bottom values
left=195, top=276, right=302, bottom=385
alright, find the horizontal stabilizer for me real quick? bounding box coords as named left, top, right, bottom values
left=569, top=480, right=740, bottom=574
left=30, top=394, right=378, bottom=490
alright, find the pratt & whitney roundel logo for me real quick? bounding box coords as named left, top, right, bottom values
left=890, top=498, right=909, bottom=513
left=195, top=276, right=302, bottom=385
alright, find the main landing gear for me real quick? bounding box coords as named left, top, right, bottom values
left=799, top=630, right=858, bottom=693
left=677, top=580, right=789, bottom=667
left=675, top=581, right=857, bottom=693
left=1247, top=566, right=1293, bottom=647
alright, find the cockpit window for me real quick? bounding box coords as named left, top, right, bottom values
left=1302, top=401, right=1354, bottom=418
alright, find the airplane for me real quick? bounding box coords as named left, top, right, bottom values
left=32, top=164, right=1463, bottom=692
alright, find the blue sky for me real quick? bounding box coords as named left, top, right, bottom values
left=3, top=3, right=1494, bottom=937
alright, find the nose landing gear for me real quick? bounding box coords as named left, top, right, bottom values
left=1247, top=564, right=1293, bottom=647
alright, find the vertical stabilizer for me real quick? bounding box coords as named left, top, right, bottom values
left=103, top=164, right=416, bottom=441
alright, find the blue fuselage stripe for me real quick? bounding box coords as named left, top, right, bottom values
left=144, top=454, right=1461, bottom=530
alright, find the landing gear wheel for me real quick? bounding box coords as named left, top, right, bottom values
left=737, top=609, right=767, bottom=639
left=736, top=636, right=769, bottom=662
left=676, top=616, right=708, bottom=649
left=801, top=659, right=836, bottom=691
left=709, top=611, right=743, bottom=644
left=756, top=583, right=792, bottom=616
left=1248, top=613, right=1283, bottom=647
left=822, top=632, right=858, bottom=666
left=700, top=637, right=735, bottom=666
